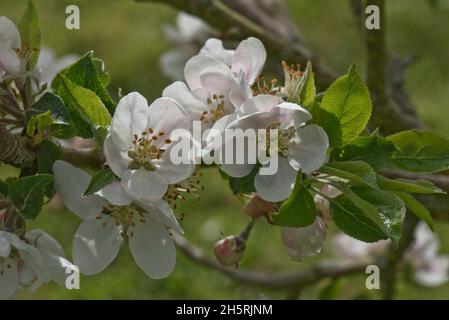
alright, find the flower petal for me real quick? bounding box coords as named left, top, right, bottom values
left=0, top=258, right=18, bottom=300
left=0, top=41, right=20, bottom=75
left=0, top=16, right=21, bottom=49
left=239, top=94, right=283, bottom=115
left=53, top=160, right=107, bottom=220
left=121, top=168, right=168, bottom=203
left=414, top=255, right=449, bottom=287
left=255, top=156, right=298, bottom=202
left=96, top=181, right=132, bottom=206
left=129, top=214, right=176, bottom=279
left=159, top=48, right=192, bottom=81
left=26, top=229, right=65, bottom=258
left=154, top=140, right=195, bottom=184
left=200, top=38, right=234, bottom=65
left=162, top=81, right=207, bottom=120
left=288, top=124, right=329, bottom=174
left=110, top=92, right=150, bottom=151
left=184, top=54, right=229, bottom=90
left=276, top=102, right=311, bottom=125
left=103, top=134, right=130, bottom=177
left=140, top=200, right=183, bottom=234
left=231, top=37, right=266, bottom=84
left=73, top=216, right=123, bottom=275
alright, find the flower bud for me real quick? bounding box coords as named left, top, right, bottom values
left=314, top=184, right=342, bottom=221
left=0, top=204, right=25, bottom=237
left=213, top=235, right=246, bottom=267
left=281, top=216, right=327, bottom=261
left=243, top=194, right=276, bottom=219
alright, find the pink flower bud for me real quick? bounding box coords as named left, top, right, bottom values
left=281, top=216, right=327, bottom=260
left=213, top=235, right=246, bottom=266
left=0, top=205, right=25, bottom=237
left=243, top=194, right=276, bottom=219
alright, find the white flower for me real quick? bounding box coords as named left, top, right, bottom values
left=163, top=37, right=265, bottom=126
left=0, top=16, right=21, bottom=81
left=281, top=216, right=327, bottom=260
left=35, top=47, right=78, bottom=85
left=103, top=92, right=195, bottom=203
left=160, top=12, right=212, bottom=80
left=53, top=160, right=182, bottom=279
left=221, top=94, right=329, bottom=202
left=0, top=229, right=73, bottom=300
left=332, top=222, right=449, bottom=287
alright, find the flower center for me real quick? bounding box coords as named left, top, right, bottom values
left=252, top=76, right=280, bottom=96
left=99, top=204, right=147, bottom=238
left=200, top=94, right=226, bottom=124
left=265, top=121, right=296, bottom=157
left=164, top=172, right=203, bottom=210
left=127, top=128, right=172, bottom=171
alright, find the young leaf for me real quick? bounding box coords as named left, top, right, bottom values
left=8, top=174, right=53, bottom=219
left=37, top=140, right=61, bottom=174
left=50, top=123, right=76, bottom=139
left=53, top=52, right=115, bottom=114
left=93, top=58, right=111, bottom=86
left=331, top=187, right=406, bottom=245
left=320, top=161, right=378, bottom=189
left=18, top=0, right=41, bottom=68
left=298, top=61, right=316, bottom=107
left=315, top=65, right=372, bottom=147
left=57, top=74, right=112, bottom=129
left=387, top=130, right=449, bottom=173
left=83, top=169, right=116, bottom=196
left=28, top=92, right=70, bottom=122
left=377, top=175, right=444, bottom=194
left=330, top=135, right=396, bottom=170
left=391, top=191, right=434, bottom=231
left=272, top=174, right=316, bottom=227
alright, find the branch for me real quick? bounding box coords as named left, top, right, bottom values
left=173, top=232, right=374, bottom=289
left=0, top=126, right=35, bottom=169
left=60, top=145, right=105, bottom=170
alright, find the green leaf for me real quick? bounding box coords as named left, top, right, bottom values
left=0, top=180, right=8, bottom=198
left=28, top=92, right=70, bottom=122
left=330, top=136, right=396, bottom=170
left=53, top=52, right=115, bottom=114
left=331, top=187, right=406, bottom=245
left=391, top=191, right=434, bottom=231
left=387, top=130, right=449, bottom=173
left=320, top=161, right=378, bottom=189
left=37, top=140, right=61, bottom=174
left=93, top=58, right=111, bottom=86
left=8, top=174, right=53, bottom=219
left=272, top=174, right=316, bottom=227
left=57, top=74, right=112, bottom=130
left=298, top=61, right=316, bottom=107
left=50, top=123, right=76, bottom=139
left=83, top=169, right=116, bottom=196
left=315, top=65, right=372, bottom=147
left=223, top=165, right=259, bottom=195
left=377, top=175, right=444, bottom=194
left=18, top=0, right=41, bottom=68
left=26, top=110, right=53, bottom=138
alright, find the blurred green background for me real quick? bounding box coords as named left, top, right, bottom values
left=1, top=0, right=449, bottom=299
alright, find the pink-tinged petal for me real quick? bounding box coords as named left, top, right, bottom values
left=53, top=160, right=107, bottom=220
left=103, top=134, right=130, bottom=177
left=121, top=168, right=168, bottom=203
left=231, top=37, right=266, bottom=84
left=239, top=94, right=283, bottom=115
left=18, top=243, right=50, bottom=284
left=0, top=258, right=18, bottom=300
left=110, top=92, right=150, bottom=151
left=414, top=255, right=449, bottom=287
left=73, top=216, right=123, bottom=275
left=154, top=140, right=196, bottom=184
left=129, top=214, right=176, bottom=279
left=148, top=97, right=192, bottom=147
left=200, top=71, right=233, bottom=113
left=276, top=102, right=311, bottom=125
left=255, top=157, right=298, bottom=202
left=288, top=125, right=329, bottom=174
left=200, top=38, right=234, bottom=66
left=184, top=55, right=229, bottom=90
left=162, top=81, right=207, bottom=120
left=332, top=233, right=390, bottom=259
left=96, top=181, right=132, bottom=206
left=0, top=16, right=21, bottom=49
left=140, top=200, right=183, bottom=234
left=228, top=74, right=252, bottom=109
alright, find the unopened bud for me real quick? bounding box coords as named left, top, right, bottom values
left=0, top=204, right=25, bottom=237
left=243, top=194, right=277, bottom=219
left=213, top=235, right=246, bottom=267
left=281, top=216, right=327, bottom=261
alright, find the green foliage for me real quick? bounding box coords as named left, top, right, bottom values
left=313, top=65, right=372, bottom=147
left=28, top=92, right=70, bottom=122
left=36, top=140, right=61, bottom=174
left=387, top=130, right=449, bottom=173
left=320, top=161, right=378, bottom=189
left=83, top=169, right=116, bottom=196
left=298, top=61, right=316, bottom=107
left=272, top=173, right=316, bottom=227
left=8, top=174, right=53, bottom=219
left=330, top=135, right=396, bottom=170
left=221, top=166, right=259, bottom=195
left=392, top=191, right=434, bottom=231
left=18, top=0, right=41, bottom=68
left=377, top=175, right=444, bottom=194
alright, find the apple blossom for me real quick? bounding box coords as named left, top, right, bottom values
left=221, top=94, right=329, bottom=202
left=0, top=229, right=74, bottom=300
left=103, top=92, right=195, bottom=203
left=281, top=216, right=327, bottom=260
left=213, top=235, right=246, bottom=267
left=35, top=47, right=78, bottom=85
left=53, top=160, right=182, bottom=279
left=0, top=16, right=21, bottom=81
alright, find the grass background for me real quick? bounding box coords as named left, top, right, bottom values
left=1, top=0, right=449, bottom=299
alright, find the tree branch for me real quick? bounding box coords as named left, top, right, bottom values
left=0, top=126, right=35, bottom=169
left=173, top=232, right=374, bottom=289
